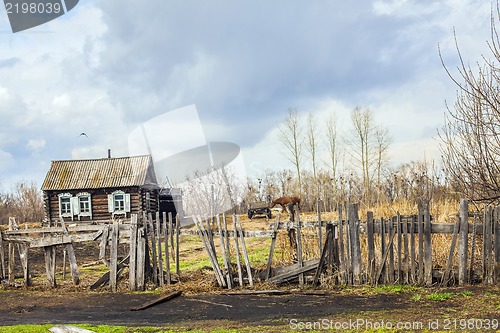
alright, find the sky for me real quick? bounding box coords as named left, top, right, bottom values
left=0, top=0, right=494, bottom=191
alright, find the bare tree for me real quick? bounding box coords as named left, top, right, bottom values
left=375, top=125, right=392, bottom=200
left=279, top=108, right=303, bottom=194
left=306, top=113, right=319, bottom=182
left=325, top=113, right=340, bottom=190
left=438, top=4, right=500, bottom=203
left=347, top=107, right=391, bottom=204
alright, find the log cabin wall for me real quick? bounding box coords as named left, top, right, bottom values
left=44, top=187, right=159, bottom=224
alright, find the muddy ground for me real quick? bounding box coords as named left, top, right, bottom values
left=1, top=285, right=499, bottom=331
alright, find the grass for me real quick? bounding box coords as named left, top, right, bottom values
left=426, top=292, right=453, bottom=301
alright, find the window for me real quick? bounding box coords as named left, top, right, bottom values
left=114, top=194, right=125, bottom=211
left=76, top=192, right=92, bottom=219
left=79, top=196, right=90, bottom=213
left=58, top=193, right=73, bottom=218
left=108, top=190, right=131, bottom=216
left=61, top=197, right=71, bottom=214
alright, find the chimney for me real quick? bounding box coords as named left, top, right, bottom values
left=107, top=149, right=111, bottom=158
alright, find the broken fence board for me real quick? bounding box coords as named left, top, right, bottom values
left=130, top=290, right=182, bottom=311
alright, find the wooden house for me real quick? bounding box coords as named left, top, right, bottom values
left=41, top=155, right=160, bottom=224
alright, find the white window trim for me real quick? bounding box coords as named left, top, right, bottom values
left=76, top=192, right=92, bottom=220
left=108, top=190, right=131, bottom=217
left=58, top=193, right=73, bottom=220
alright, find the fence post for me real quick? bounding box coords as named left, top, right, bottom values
left=494, top=206, right=500, bottom=284
left=0, top=230, right=5, bottom=280
left=129, top=214, right=138, bottom=291
left=366, top=211, right=375, bottom=284
left=459, top=199, right=469, bottom=285
left=337, top=203, right=346, bottom=284
left=423, top=201, right=432, bottom=286
left=43, top=246, right=56, bottom=288
left=483, top=206, right=493, bottom=284
left=348, top=203, right=361, bottom=285
left=109, top=221, right=119, bottom=292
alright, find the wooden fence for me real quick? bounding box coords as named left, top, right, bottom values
left=1, top=199, right=499, bottom=290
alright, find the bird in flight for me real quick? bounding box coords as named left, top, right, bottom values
left=79, top=133, right=88, bottom=138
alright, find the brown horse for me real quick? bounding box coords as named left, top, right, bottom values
left=270, top=196, right=301, bottom=210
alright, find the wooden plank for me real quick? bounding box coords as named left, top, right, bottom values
left=61, top=222, right=80, bottom=285
left=441, top=218, right=460, bottom=286
left=43, top=246, right=56, bottom=288
left=0, top=231, right=5, bottom=280
left=217, top=214, right=232, bottom=289
left=164, top=212, right=171, bottom=285
left=366, top=211, right=375, bottom=284
left=269, top=260, right=319, bottom=284
left=147, top=213, right=158, bottom=285
left=136, top=227, right=146, bottom=291
left=388, top=216, right=395, bottom=284
left=19, top=244, right=31, bottom=287
left=402, top=215, right=409, bottom=284
left=350, top=203, right=361, bottom=285
left=396, top=213, right=402, bottom=283
left=458, top=199, right=469, bottom=285
left=129, top=215, right=138, bottom=291
left=156, top=211, right=164, bottom=286
left=168, top=212, right=174, bottom=273
left=313, top=226, right=333, bottom=286
left=337, top=203, right=346, bottom=284
left=375, top=228, right=396, bottom=284
left=99, top=226, right=109, bottom=267
left=176, top=214, right=180, bottom=276
left=265, top=215, right=280, bottom=280
left=8, top=218, right=16, bottom=284
left=482, top=206, right=493, bottom=284
left=317, top=198, right=322, bottom=253
left=295, top=206, right=304, bottom=286
left=130, top=290, right=182, bottom=311
left=195, top=216, right=225, bottom=287
left=109, top=222, right=119, bottom=292
left=418, top=202, right=424, bottom=284
left=410, top=215, right=416, bottom=284
left=494, top=206, right=500, bottom=284
left=423, top=202, right=432, bottom=286
left=380, top=217, right=386, bottom=284
left=222, top=213, right=234, bottom=287
left=237, top=215, right=253, bottom=287
left=232, top=214, right=244, bottom=286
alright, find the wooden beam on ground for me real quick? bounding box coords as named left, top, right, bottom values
left=269, top=259, right=319, bottom=285
left=130, top=290, right=182, bottom=311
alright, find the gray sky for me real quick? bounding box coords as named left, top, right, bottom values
left=0, top=0, right=493, bottom=190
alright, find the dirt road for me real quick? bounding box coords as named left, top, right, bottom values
left=1, top=286, right=499, bottom=331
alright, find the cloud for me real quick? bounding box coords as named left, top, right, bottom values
left=26, top=139, right=46, bottom=151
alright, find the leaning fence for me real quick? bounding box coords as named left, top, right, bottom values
left=0, top=199, right=498, bottom=291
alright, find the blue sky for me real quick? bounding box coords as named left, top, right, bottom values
left=0, top=0, right=493, bottom=190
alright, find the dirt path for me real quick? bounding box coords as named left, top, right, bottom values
left=1, top=286, right=499, bottom=330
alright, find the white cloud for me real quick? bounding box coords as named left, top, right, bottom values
left=26, top=139, right=46, bottom=151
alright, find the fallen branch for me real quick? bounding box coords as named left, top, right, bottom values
left=188, top=298, right=233, bottom=308
left=130, top=290, right=182, bottom=311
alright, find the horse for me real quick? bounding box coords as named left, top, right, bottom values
left=270, top=196, right=301, bottom=210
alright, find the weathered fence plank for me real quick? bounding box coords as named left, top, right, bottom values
left=265, top=215, right=280, bottom=280
left=459, top=199, right=469, bottom=285
left=43, top=246, right=56, bottom=288
left=366, top=211, right=375, bottom=284
left=109, top=221, right=119, bottom=292
left=129, top=215, right=138, bottom=291
left=295, top=206, right=304, bottom=286
left=424, top=202, right=432, bottom=286
left=494, top=206, right=500, bottom=284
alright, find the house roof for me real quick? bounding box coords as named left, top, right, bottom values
left=41, top=155, right=158, bottom=191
